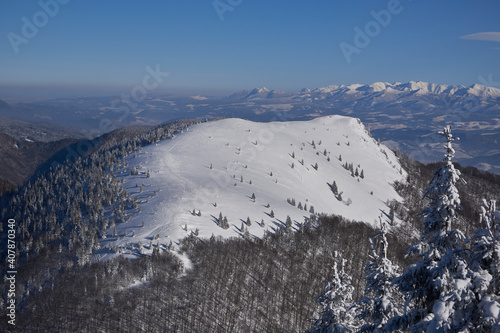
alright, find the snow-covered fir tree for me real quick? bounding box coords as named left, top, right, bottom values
left=356, top=216, right=401, bottom=332
left=467, top=199, right=500, bottom=331
left=391, top=125, right=471, bottom=332
left=309, top=254, right=358, bottom=333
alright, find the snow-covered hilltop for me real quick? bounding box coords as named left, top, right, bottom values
left=98, top=115, right=405, bottom=259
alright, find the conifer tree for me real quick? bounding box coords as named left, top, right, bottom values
left=392, top=126, right=470, bottom=332
left=331, top=181, right=339, bottom=196
left=218, top=212, right=229, bottom=230
left=356, top=217, right=401, bottom=332
left=222, top=216, right=229, bottom=229
left=467, top=199, right=500, bottom=331
left=309, top=255, right=357, bottom=333
left=286, top=215, right=292, bottom=230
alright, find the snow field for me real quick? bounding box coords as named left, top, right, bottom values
left=97, top=115, right=405, bottom=260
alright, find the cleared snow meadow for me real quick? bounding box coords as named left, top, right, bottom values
left=97, top=115, right=405, bottom=260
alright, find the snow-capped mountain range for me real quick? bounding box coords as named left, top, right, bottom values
left=96, top=115, right=405, bottom=261
left=297, top=81, right=500, bottom=98
left=223, top=81, right=500, bottom=172
left=229, top=81, right=500, bottom=100
left=2, top=81, right=499, bottom=173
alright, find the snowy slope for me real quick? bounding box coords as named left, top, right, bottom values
left=97, top=116, right=405, bottom=259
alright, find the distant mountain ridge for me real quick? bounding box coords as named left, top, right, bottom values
left=0, top=99, right=12, bottom=109
left=1, top=81, right=499, bottom=172
left=227, top=87, right=293, bottom=100
left=224, top=82, right=500, bottom=106
left=300, top=81, right=500, bottom=98
left=226, top=81, right=500, bottom=100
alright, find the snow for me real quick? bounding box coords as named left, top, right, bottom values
left=346, top=84, right=364, bottom=93
left=190, top=95, right=208, bottom=100
left=97, top=116, right=405, bottom=260
left=468, top=83, right=500, bottom=98
left=313, top=85, right=341, bottom=94
left=368, top=82, right=389, bottom=92
left=480, top=297, right=500, bottom=322
left=432, top=300, right=450, bottom=325
left=454, top=278, right=469, bottom=291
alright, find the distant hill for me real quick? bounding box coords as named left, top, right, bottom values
left=0, top=115, right=83, bottom=142
left=0, top=132, right=79, bottom=194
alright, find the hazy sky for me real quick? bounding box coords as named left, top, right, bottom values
left=1, top=0, right=499, bottom=98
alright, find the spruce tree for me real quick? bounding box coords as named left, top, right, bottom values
left=356, top=217, right=401, bottom=332
left=467, top=199, right=500, bottom=331
left=309, top=255, right=357, bottom=333
left=331, top=181, right=339, bottom=196
left=222, top=216, right=229, bottom=229
left=286, top=215, right=292, bottom=230
left=392, top=126, right=470, bottom=332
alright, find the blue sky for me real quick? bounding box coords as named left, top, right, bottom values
left=1, top=0, right=499, bottom=98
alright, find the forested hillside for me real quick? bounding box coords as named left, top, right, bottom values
left=7, top=213, right=411, bottom=332
left=0, top=120, right=499, bottom=332
left=0, top=132, right=80, bottom=196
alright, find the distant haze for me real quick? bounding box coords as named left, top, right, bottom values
left=1, top=1, right=499, bottom=99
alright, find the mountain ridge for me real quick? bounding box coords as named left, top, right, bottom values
left=227, top=81, right=500, bottom=100
left=2, top=81, right=499, bottom=173
left=96, top=115, right=405, bottom=260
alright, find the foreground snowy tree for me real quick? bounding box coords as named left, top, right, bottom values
left=356, top=217, right=402, bottom=332
left=309, top=254, right=357, bottom=333
left=467, top=199, right=500, bottom=331
left=391, top=126, right=471, bottom=332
